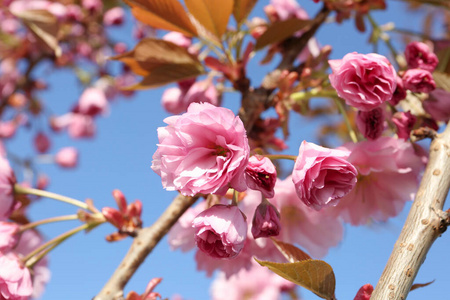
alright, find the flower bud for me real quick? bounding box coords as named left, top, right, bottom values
left=34, top=132, right=51, bottom=153
left=353, top=284, right=373, bottom=300
left=55, top=147, right=78, bottom=168
left=245, top=156, right=277, bottom=198
left=392, top=111, right=416, bottom=140
left=355, top=107, right=385, bottom=140
left=405, top=41, right=438, bottom=72
left=251, top=200, right=281, bottom=239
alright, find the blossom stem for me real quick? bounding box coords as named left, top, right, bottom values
left=14, top=184, right=94, bottom=212
left=264, top=154, right=297, bottom=161
left=19, top=214, right=80, bottom=232
left=334, top=99, right=358, bottom=143
left=232, top=190, right=238, bottom=206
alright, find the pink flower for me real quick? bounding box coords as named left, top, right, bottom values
left=34, top=132, right=51, bottom=153
left=271, top=177, right=344, bottom=257
left=405, top=41, right=438, bottom=72
left=356, top=107, right=385, bottom=140
left=267, top=0, right=309, bottom=21
left=211, top=260, right=295, bottom=300
left=245, top=156, right=277, bottom=198
left=354, top=284, right=374, bottom=300
left=162, top=32, right=192, bottom=49
left=68, top=113, right=96, bottom=139
left=0, top=253, right=33, bottom=300
left=329, top=52, right=397, bottom=111
left=334, top=137, right=424, bottom=225
left=403, top=69, right=436, bottom=93
left=82, top=0, right=103, bottom=14
left=292, top=141, right=357, bottom=210
left=192, top=205, right=247, bottom=259
left=0, top=156, right=16, bottom=221
left=183, top=80, right=219, bottom=109
left=74, top=87, right=108, bottom=117
left=103, top=7, right=125, bottom=26
left=389, top=76, right=407, bottom=105
left=55, top=147, right=78, bottom=168
left=392, top=111, right=416, bottom=140
left=423, top=88, right=450, bottom=122
left=0, top=222, right=20, bottom=252
left=151, top=103, right=249, bottom=196
left=161, top=87, right=185, bottom=115
left=251, top=199, right=281, bottom=239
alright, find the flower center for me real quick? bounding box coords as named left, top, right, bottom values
left=212, top=145, right=230, bottom=157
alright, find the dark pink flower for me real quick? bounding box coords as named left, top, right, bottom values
left=192, top=205, right=247, bottom=259
left=423, top=88, right=450, bottom=122
left=392, top=111, right=416, bottom=140
left=245, top=156, right=277, bottom=198
left=389, top=76, right=407, bottom=105
left=0, top=222, right=20, bottom=252
left=0, top=156, right=16, bottom=221
left=251, top=200, right=281, bottom=239
left=329, top=52, right=397, bottom=111
left=34, top=132, right=51, bottom=153
left=354, top=284, right=374, bottom=300
left=405, top=41, right=438, bottom=72
left=356, top=107, right=385, bottom=140
left=292, top=141, right=357, bottom=210
left=152, top=103, right=249, bottom=196
left=0, top=253, right=33, bottom=300
left=402, top=69, right=436, bottom=93
left=55, top=147, right=79, bottom=168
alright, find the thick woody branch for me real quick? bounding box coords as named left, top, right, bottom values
left=94, top=194, right=198, bottom=300
left=371, top=122, right=450, bottom=300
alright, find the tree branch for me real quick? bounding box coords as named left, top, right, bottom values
left=371, top=122, right=450, bottom=299
left=94, top=194, right=199, bottom=300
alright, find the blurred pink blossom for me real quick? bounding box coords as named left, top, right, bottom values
left=103, top=7, right=125, bottom=26
left=389, top=76, right=407, bottom=105
left=55, top=147, right=78, bottom=168
left=162, top=32, right=192, bottom=49
left=292, top=141, right=357, bottom=210
left=161, top=87, right=185, bottom=115
left=329, top=52, right=397, bottom=111
left=82, top=0, right=103, bottom=14
left=152, top=103, right=249, bottom=196
left=423, top=88, right=450, bottom=122
left=75, top=87, right=108, bottom=117
left=0, top=156, right=16, bottom=220
left=245, top=156, right=277, bottom=198
left=392, top=111, right=416, bottom=140
left=0, top=121, right=17, bottom=139
left=267, top=0, right=309, bottom=21
left=68, top=113, right=96, bottom=139
left=402, top=69, right=436, bottom=93
left=356, top=107, right=385, bottom=140
left=334, top=137, right=424, bottom=225
left=192, top=205, right=247, bottom=259
left=0, top=222, right=20, bottom=252
left=34, top=132, right=51, bottom=153
left=405, top=41, right=438, bottom=72
left=0, top=253, right=33, bottom=300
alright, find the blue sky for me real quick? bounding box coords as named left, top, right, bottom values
left=5, top=1, right=450, bottom=299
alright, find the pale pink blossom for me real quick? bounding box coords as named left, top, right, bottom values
left=334, top=137, right=424, bottom=225
left=355, top=107, right=385, bottom=140
left=0, top=156, right=16, bottom=221
left=34, top=132, right=51, bottom=153
left=423, top=88, right=450, bottom=122
left=75, top=87, right=108, bottom=117
left=245, top=156, right=277, bottom=198
left=103, top=7, right=125, bottom=26
left=192, top=205, right=247, bottom=259
left=0, top=222, right=20, bottom=252
left=182, top=80, right=219, bottom=109
left=292, top=141, right=357, bottom=210
left=152, top=103, right=249, bottom=196
left=251, top=200, right=281, bottom=239
left=211, top=260, right=295, bottom=300
left=55, top=147, right=78, bottom=168
left=162, top=32, right=192, bottom=48
left=405, top=41, right=438, bottom=72
left=268, top=0, right=309, bottom=21
left=271, top=177, right=344, bottom=257
left=329, top=52, right=397, bottom=111
left=68, top=113, right=96, bottom=139
left=0, top=121, right=17, bottom=139
left=161, top=87, right=185, bottom=115
left=82, top=0, right=103, bottom=14
left=402, top=69, right=436, bottom=93
left=0, top=253, right=33, bottom=300
left=392, top=111, right=416, bottom=140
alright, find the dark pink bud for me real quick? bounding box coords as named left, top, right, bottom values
left=405, top=41, right=438, bottom=72
left=245, top=156, right=277, bottom=198
left=356, top=107, right=385, bottom=140
left=354, top=284, right=373, bottom=300
left=389, top=76, right=407, bottom=105
left=392, top=111, right=416, bottom=140
left=102, top=207, right=124, bottom=229
left=251, top=200, right=281, bottom=239
left=112, top=189, right=127, bottom=213
left=34, top=132, right=51, bottom=153
left=103, top=7, right=125, bottom=26
left=403, top=69, right=436, bottom=93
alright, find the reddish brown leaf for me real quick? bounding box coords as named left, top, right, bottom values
left=233, top=0, right=258, bottom=24
left=124, top=0, right=197, bottom=37
left=185, top=0, right=234, bottom=39
left=255, top=18, right=313, bottom=51
left=410, top=280, right=435, bottom=291
left=271, top=238, right=312, bottom=263
left=433, top=71, right=450, bottom=92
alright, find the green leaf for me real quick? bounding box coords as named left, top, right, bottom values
left=271, top=238, right=312, bottom=263
left=255, top=258, right=336, bottom=300
left=255, top=18, right=312, bottom=51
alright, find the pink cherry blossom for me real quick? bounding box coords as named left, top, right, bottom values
left=34, top=132, right=51, bottom=153
left=354, top=284, right=374, bottom=300
left=183, top=80, right=219, bottom=109
left=268, top=0, right=309, bottom=21
left=192, top=205, right=247, bottom=259
left=162, top=32, right=192, bottom=49
left=392, top=111, right=416, bottom=140
left=68, top=113, right=96, bottom=139
left=245, top=156, right=277, bottom=198
left=389, top=76, right=407, bottom=105
left=82, top=0, right=103, bottom=14
left=423, top=88, right=450, bottom=122
left=292, top=141, right=357, bottom=210
left=251, top=199, right=281, bottom=239
left=0, top=222, right=20, bottom=252
left=152, top=102, right=249, bottom=196
left=211, top=260, right=295, bottom=300
left=75, top=87, right=108, bottom=117
left=0, top=252, right=33, bottom=300
left=355, top=107, right=385, bottom=140
left=402, top=69, right=436, bottom=93
left=271, top=177, right=344, bottom=258
left=334, top=137, right=424, bottom=225
left=405, top=41, right=438, bottom=72
left=0, top=156, right=16, bottom=221
left=55, top=147, right=78, bottom=168
left=161, top=87, right=185, bottom=115
left=329, top=52, right=397, bottom=111
left=103, top=7, right=125, bottom=26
